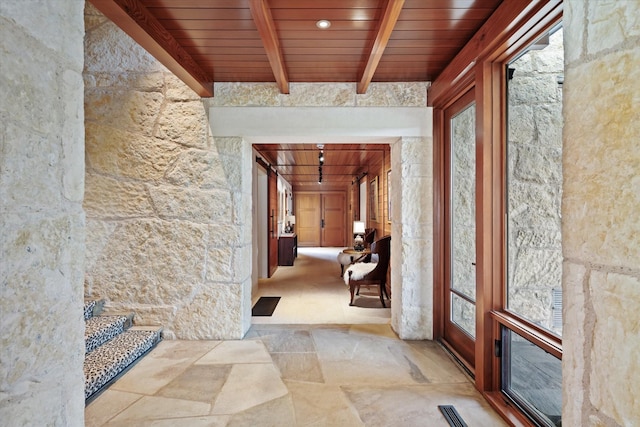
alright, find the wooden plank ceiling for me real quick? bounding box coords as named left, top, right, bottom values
left=254, top=143, right=387, bottom=189
left=88, top=0, right=501, bottom=187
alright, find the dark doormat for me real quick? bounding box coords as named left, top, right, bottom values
left=252, top=296, right=281, bottom=316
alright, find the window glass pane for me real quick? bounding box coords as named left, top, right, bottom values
left=451, top=103, right=476, bottom=302
left=502, top=328, right=562, bottom=426
left=451, top=293, right=475, bottom=338
left=506, top=26, right=564, bottom=336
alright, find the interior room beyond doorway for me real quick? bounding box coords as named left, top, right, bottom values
left=253, top=247, right=391, bottom=325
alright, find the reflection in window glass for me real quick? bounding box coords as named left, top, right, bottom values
left=502, top=328, right=562, bottom=426
left=451, top=103, right=476, bottom=302
left=450, top=102, right=476, bottom=340
left=451, top=293, right=475, bottom=338
left=506, top=26, right=564, bottom=336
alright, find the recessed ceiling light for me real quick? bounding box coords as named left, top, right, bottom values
left=316, top=20, right=331, bottom=29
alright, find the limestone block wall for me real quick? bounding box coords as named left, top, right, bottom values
left=83, top=4, right=252, bottom=339
left=0, top=1, right=86, bottom=425
left=391, top=136, right=434, bottom=340
left=563, top=1, right=640, bottom=425
left=507, top=29, right=564, bottom=334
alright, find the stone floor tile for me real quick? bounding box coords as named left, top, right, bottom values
left=286, top=380, right=365, bottom=427
left=399, top=340, right=470, bottom=384
left=106, top=395, right=211, bottom=423
left=310, top=327, right=361, bottom=361
left=85, top=389, right=143, bottom=427
left=250, top=328, right=316, bottom=353
left=320, top=358, right=418, bottom=387
left=211, top=363, right=289, bottom=415
left=147, top=340, right=222, bottom=361
left=271, top=352, right=324, bottom=383
left=195, top=340, right=272, bottom=365
left=109, top=340, right=221, bottom=395
left=342, top=383, right=508, bottom=427
left=156, top=364, right=232, bottom=403
left=226, top=394, right=296, bottom=427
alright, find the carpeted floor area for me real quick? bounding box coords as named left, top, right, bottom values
left=252, top=247, right=391, bottom=324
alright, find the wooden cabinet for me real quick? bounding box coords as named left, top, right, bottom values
left=278, top=234, right=297, bottom=266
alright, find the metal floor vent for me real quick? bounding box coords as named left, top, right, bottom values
left=438, top=405, right=468, bottom=427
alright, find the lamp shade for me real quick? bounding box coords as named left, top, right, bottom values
left=353, top=221, right=365, bottom=234
left=287, top=215, right=296, bottom=224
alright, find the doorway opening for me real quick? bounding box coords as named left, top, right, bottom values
left=251, top=142, right=392, bottom=325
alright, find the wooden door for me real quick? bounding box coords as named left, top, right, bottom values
left=443, top=90, right=476, bottom=368
left=267, top=169, right=278, bottom=277
left=321, top=193, right=345, bottom=247
left=295, top=192, right=346, bottom=247
left=296, top=193, right=321, bottom=246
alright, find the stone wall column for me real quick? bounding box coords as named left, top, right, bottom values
left=0, top=1, right=86, bottom=425
left=563, top=1, right=640, bottom=425
left=391, top=135, right=434, bottom=340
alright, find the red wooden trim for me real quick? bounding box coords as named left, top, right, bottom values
left=490, top=311, right=563, bottom=360
left=89, top=0, right=213, bottom=97
left=357, top=0, right=405, bottom=94
left=249, top=0, right=290, bottom=94
left=484, top=392, right=536, bottom=427
left=433, top=107, right=445, bottom=338
left=474, top=60, right=493, bottom=392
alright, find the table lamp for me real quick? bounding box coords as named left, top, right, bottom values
left=353, top=221, right=366, bottom=251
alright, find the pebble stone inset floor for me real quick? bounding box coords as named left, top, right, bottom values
left=85, top=324, right=507, bottom=426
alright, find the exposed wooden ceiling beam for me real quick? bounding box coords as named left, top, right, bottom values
left=89, top=0, right=213, bottom=97
left=357, top=0, right=405, bottom=94
left=249, top=0, right=290, bottom=94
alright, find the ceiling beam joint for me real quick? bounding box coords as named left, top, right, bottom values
left=89, top=0, right=213, bottom=97
left=357, top=0, right=405, bottom=94
left=250, top=0, right=290, bottom=94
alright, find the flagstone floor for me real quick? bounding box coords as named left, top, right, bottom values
left=85, top=324, right=507, bottom=426
left=85, top=248, right=507, bottom=426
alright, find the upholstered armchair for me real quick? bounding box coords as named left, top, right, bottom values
left=343, top=235, right=391, bottom=307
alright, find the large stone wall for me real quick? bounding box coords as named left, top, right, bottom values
left=83, top=4, right=252, bottom=339
left=0, top=1, right=86, bottom=425
left=563, top=1, right=640, bottom=425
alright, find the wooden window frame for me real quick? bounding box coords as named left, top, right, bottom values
left=430, top=1, right=563, bottom=425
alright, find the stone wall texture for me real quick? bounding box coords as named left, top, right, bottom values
left=391, top=136, right=434, bottom=340
left=0, top=1, right=86, bottom=425
left=83, top=4, right=252, bottom=339
left=507, top=29, right=564, bottom=335
left=563, top=1, right=640, bottom=426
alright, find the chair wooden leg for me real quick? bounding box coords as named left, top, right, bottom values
left=349, top=283, right=356, bottom=306
left=383, top=282, right=390, bottom=300
left=379, top=283, right=386, bottom=308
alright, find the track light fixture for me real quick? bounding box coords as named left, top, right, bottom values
left=317, top=144, right=324, bottom=183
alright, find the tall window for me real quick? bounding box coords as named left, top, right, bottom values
left=503, top=25, right=564, bottom=427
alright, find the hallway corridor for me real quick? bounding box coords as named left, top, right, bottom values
left=253, top=247, right=391, bottom=325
